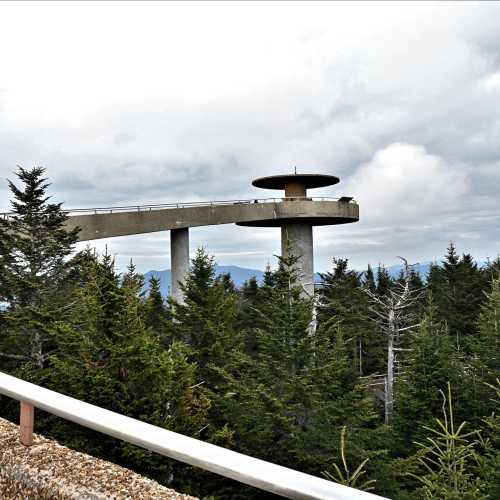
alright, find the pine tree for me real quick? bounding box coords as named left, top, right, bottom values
left=171, top=248, right=242, bottom=389
left=143, top=276, right=171, bottom=342
left=207, top=256, right=314, bottom=469
left=376, top=264, right=393, bottom=296
left=208, top=256, right=381, bottom=498
left=121, top=259, right=145, bottom=295
left=484, top=256, right=500, bottom=282
left=318, top=258, right=382, bottom=375
left=463, top=277, right=500, bottom=423
left=238, top=276, right=265, bottom=356
left=473, top=277, right=500, bottom=378
left=0, top=166, right=79, bottom=370
left=393, top=299, right=465, bottom=452
left=364, top=264, right=377, bottom=293
left=215, top=272, right=236, bottom=293
left=48, top=251, right=210, bottom=484
left=408, top=384, right=483, bottom=499
left=430, top=244, right=487, bottom=345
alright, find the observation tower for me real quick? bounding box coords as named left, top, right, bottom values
left=238, top=173, right=357, bottom=296
left=15, top=172, right=359, bottom=302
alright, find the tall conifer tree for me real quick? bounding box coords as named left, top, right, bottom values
left=0, top=166, right=79, bottom=370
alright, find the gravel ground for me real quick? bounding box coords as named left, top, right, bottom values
left=0, top=417, right=198, bottom=499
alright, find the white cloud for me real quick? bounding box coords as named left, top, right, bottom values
left=347, top=143, right=468, bottom=224
left=1, top=1, right=499, bottom=272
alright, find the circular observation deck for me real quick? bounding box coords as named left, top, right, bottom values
left=237, top=172, right=358, bottom=227
left=236, top=198, right=359, bottom=228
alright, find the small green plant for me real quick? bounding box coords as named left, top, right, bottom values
left=408, top=382, right=484, bottom=499
left=322, top=426, right=376, bottom=492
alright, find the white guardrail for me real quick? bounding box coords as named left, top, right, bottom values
left=0, top=197, right=357, bottom=219
left=0, top=371, right=384, bottom=500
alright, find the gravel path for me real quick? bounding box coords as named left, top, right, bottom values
left=0, top=417, right=198, bottom=499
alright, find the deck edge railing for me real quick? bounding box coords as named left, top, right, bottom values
left=0, top=196, right=357, bottom=219
left=0, top=371, right=385, bottom=500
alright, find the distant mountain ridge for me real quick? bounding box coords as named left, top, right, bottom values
left=144, top=265, right=266, bottom=297
left=143, top=262, right=440, bottom=297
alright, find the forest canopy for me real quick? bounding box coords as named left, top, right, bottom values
left=1, top=167, right=499, bottom=499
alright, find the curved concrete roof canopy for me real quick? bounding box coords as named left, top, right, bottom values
left=252, top=173, right=340, bottom=190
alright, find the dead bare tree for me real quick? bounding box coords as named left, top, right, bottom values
left=364, top=258, right=425, bottom=425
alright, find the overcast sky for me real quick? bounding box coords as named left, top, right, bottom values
left=1, top=1, right=499, bottom=273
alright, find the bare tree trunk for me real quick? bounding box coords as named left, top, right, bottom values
left=308, top=294, right=318, bottom=337
left=386, top=328, right=394, bottom=425
left=364, top=258, right=425, bottom=426
left=31, top=330, right=44, bottom=369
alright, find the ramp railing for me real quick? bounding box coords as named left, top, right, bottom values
left=0, top=196, right=357, bottom=219
left=0, top=371, right=384, bottom=500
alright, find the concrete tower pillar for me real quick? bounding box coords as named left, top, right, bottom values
left=284, top=181, right=306, bottom=198
left=239, top=172, right=352, bottom=303
left=170, top=228, right=189, bottom=304
left=281, top=222, right=314, bottom=298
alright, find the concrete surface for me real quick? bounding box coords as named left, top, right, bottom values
left=281, top=223, right=314, bottom=298
left=171, top=228, right=189, bottom=304
left=66, top=200, right=358, bottom=241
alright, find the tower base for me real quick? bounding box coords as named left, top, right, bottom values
left=281, top=223, right=314, bottom=298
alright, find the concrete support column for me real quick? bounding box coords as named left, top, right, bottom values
left=281, top=222, right=314, bottom=298
left=170, top=228, right=189, bottom=304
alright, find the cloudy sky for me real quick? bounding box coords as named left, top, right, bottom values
left=1, top=1, right=499, bottom=273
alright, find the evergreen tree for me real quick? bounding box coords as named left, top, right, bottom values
left=319, top=258, right=382, bottom=375
left=393, top=300, right=465, bottom=453
left=121, top=259, right=145, bottom=295
left=209, top=256, right=381, bottom=498
left=0, top=166, right=79, bottom=370
left=237, top=276, right=265, bottom=355
left=430, top=244, right=487, bottom=345
left=144, top=276, right=171, bottom=341
left=408, top=384, right=484, bottom=499
left=463, top=277, right=500, bottom=423
left=473, top=277, right=500, bottom=378
left=364, top=264, right=377, bottom=293
left=484, top=256, right=500, bottom=282
left=47, top=251, right=209, bottom=486
left=215, top=272, right=236, bottom=293
left=376, top=265, right=393, bottom=296
left=171, top=248, right=241, bottom=381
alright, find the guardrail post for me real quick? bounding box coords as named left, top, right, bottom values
left=19, top=401, right=34, bottom=446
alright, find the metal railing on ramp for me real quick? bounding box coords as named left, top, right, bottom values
left=0, top=371, right=384, bottom=500
left=0, top=196, right=357, bottom=219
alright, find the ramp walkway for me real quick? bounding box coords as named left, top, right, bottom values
left=62, top=197, right=358, bottom=241
left=3, top=196, right=358, bottom=241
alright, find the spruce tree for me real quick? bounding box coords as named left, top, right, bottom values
left=144, top=276, right=171, bottom=341
left=393, top=300, right=465, bottom=453
left=319, top=258, right=382, bottom=375
left=430, top=244, right=487, bottom=345
left=364, top=264, right=377, bottom=293
left=376, top=264, right=393, bottom=296
left=210, top=256, right=381, bottom=499
left=171, top=248, right=242, bottom=391
left=0, top=166, right=79, bottom=370
left=238, top=276, right=265, bottom=356
left=48, top=251, right=209, bottom=486
left=463, top=277, right=500, bottom=423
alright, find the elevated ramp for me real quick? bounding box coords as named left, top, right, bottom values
left=63, top=198, right=358, bottom=241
